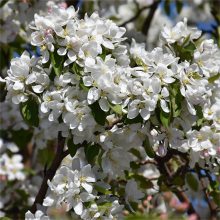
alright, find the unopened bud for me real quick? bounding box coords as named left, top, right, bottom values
left=157, top=144, right=167, bottom=157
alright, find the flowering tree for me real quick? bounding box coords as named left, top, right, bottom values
left=0, top=0, right=220, bottom=220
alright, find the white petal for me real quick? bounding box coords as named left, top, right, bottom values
left=81, top=182, right=93, bottom=193
left=64, top=58, right=73, bottom=67
left=161, top=87, right=169, bottom=97
left=43, top=196, right=54, bottom=207
left=187, top=101, right=196, bottom=115
left=99, top=98, right=109, bottom=112
left=83, top=76, right=93, bottom=86
left=68, top=50, right=77, bottom=62
left=42, top=50, right=49, bottom=63
left=160, top=99, right=169, bottom=113
left=25, top=211, right=34, bottom=219
left=40, top=103, right=49, bottom=113
left=72, top=158, right=80, bottom=171
left=82, top=165, right=95, bottom=182
left=80, top=192, right=95, bottom=202
left=74, top=201, right=83, bottom=215
left=102, top=40, right=114, bottom=49
left=127, top=107, right=139, bottom=119
left=57, top=47, right=67, bottom=56
left=53, top=24, right=64, bottom=37
left=163, top=77, right=175, bottom=84
left=140, top=108, right=150, bottom=120
left=87, top=87, right=100, bottom=104
left=35, top=210, right=44, bottom=218
left=180, top=86, right=186, bottom=96
left=32, top=85, right=44, bottom=93
left=13, top=81, right=24, bottom=90
left=26, top=73, right=37, bottom=85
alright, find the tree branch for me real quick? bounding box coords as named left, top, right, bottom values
left=155, top=150, right=199, bottom=218
left=196, top=165, right=217, bottom=220
left=141, top=0, right=160, bottom=36
left=119, top=4, right=154, bottom=27
left=30, top=132, right=68, bottom=213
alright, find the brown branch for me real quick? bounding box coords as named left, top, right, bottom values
left=155, top=150, right=199, bottom=218
left=30, top=133, right=68, bottom=213
left=196, top=165, right=217, bottom=220
left=141, top=0, right=160, bottom=36
left=119, top=4, right=154, bottom=27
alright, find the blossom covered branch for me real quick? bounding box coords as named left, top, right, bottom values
left=1, top=1, right=220, bottom=219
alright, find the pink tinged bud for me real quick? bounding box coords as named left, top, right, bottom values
left=147, top=195, right=152, bottom=201
left=170, top=197, right=178, bottom=208
left=201, top=149, right=209, bottom=158
left=158, top=144, right=167, bottom=157
left=45, top=28, right=53, bottom=37
left=217, top=147, right=220, bottom=155
left=48, top=7, right=52, bottom=13
left=188, top=214, right=198, bottom=220
left=0, top=175, right=7, bottom=181
left=59, top=2, right=68, bottom=9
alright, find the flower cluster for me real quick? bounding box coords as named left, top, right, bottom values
left=27, top=153, right=124, bottom=219
left=0, top=0, right=65, bottom=44
left=0, top=139, right=25, bottom=181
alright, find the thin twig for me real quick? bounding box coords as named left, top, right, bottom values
left=30, top=133, right=68, bottom=213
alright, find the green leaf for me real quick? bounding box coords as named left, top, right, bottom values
left=94, top=184, right=111, bottom=194
left=164, top=0, right=171, bottom=16
left=125, top=214, right=159, bottom=220
left=170, top=83, right=183, bottom=117
left=79, top=81, right=89, bottom=92
left=67, top=138, right=78, bottom=157
left=210, top=191, right=220, bottom=206
left=130, top=174, right=152, bottom=189
left=109, top=103, right=123, bottom=115
left=0, top=0, right=8, bottom=7
left=129, top=148, right=142, bottom=159
left=173, top=41, right=196, bottom=62
left=71, top=62, right=82, bottom=75
left=218, top=27, right=220, bottom=47
left=11, top=129, right=32, bottom=149
left=186, top=173, right=199, bottom=191
left=160, top=109, right=170, bottom=128
left=20, top=98, right=39, bottom=127
left=173, top=176, right=185, bottom=187
left=0, top=217, right=12, bottom=220
left=143, top=137, right=155, bottom=158
left=124, top=114, right=143, bottom=124
left=0, top=80, right=7, bottom=102
left=0, top=48, right=7, bottom=71
left=195, top=105, right=203, bottom=119
left=50, top=51, right=63, bottom=76
left=89, top=101, right=107, bottom=126
left=84, top=144, right=100, bottom=164
left=181, top=35, right=191, bottom=48
left=208, top=73, right=220, bottom=83
left=38, top=146, right=55, bottom=167
left=100, top=47, right=107, bottom=60
left=130, top=161, right=140, bottom=169
left=176, top=1, right=183, bottom=14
